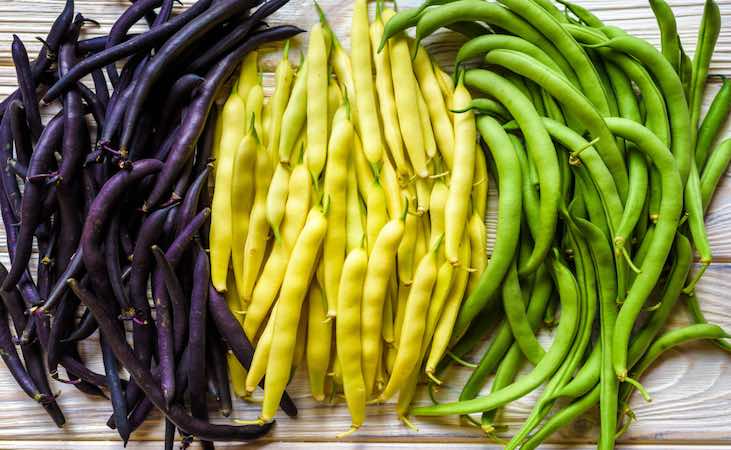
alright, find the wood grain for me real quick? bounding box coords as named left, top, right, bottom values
left=0, top=0, right=729, bottom=448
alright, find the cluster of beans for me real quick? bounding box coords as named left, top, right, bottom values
left=210, top=1, right=489, bottom=434
left=0, top=0, right=303, bottom=447
left=378, top=0, right=731, bottom=447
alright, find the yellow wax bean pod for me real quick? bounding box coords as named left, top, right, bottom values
left=429, top=180, right=449, bottom=263
left=231, top=124, right=258, bottom=303
left=262, top=97, right=272, bottom=150
left=328, top=78, right=342, bottom=129
left=371, top=11, right=409, bottom=178
left=335, top=247, right=368, bottom=436
left=240, top=145, right=274, bottom=304
left=435, top=64, right=454, bottom=106
left=346, top=161, right=365, bottom=253
left=445, top=80, right=476, bottom=266
left=468, top=212, right=488, bottom=295
left=381, top=159, right=402, bottom=219
left=425, top=238, right=470, bottom=376
left=210, top=90, right=246, bottom=291
left=331, top=349, right=343, bottom=392
left=225, top=275, right=247, bottom=398
left=415, top=175, right=432, bottom=215
left=352, top=0, right=384, bottom=166
left=291, top=297, right=308, bottom=373
left=416, top=89, right=438, bottom=160
left=266, top=163, right=291, bottom=243
left=473, top=144, right=488, bottom=221
left=366, top=181, right=388, bottom=255
left=244, top=163, right=311, bottom=339
left=307, top=281, right=331, bottom=401
left=361, top=215, right=405, bottom=397
left=396, top=367, right=420, bottom=430
left=237, top=51, right=258, bottom=107
left=394, top=281, right=411, bottom=345
left=260, top=208, right=328, bottom=423
left=382, top=282, right=395, bottom=345
left=413, top=44, right=455, bottom=169
left=419, top=261, right=455, bottom=362
left=306, top=23, right=329, bottom=182
left=279, top=60, right=308, bottom=164
left=353, top=132, right=375, bottom=201
left=245, top=302, right=277, bottom=394
left=380, top=236, right=442, bottom=401
left=267, top=41, right=294, bottom=162
left=246, top=85, right=265, bottom=155
left=323, top=105, right=353, bottom=318
left=397, top=206, right=419, bottom=285
left=385, top=342, right=397, bottom=375
left=387, top=11, right=428, bottom=179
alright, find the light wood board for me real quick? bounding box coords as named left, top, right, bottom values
left=0, top=0, right=730, bottom=448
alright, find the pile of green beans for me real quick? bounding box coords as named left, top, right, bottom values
left=381, top=0, right=731, bottom=446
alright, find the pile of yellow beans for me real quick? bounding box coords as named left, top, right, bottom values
left=208, top=0, right=487, bottom=435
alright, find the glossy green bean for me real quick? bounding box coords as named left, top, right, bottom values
left=555, top=0, right=603, bottom=28
left=502, top=257, right=544, bottom=365
left=497, top=0, right=612, bottom=116
left=605, top=117, right=683, bottom=381
left=648, top=0, right=682, bottom=74
left=463, top=68, right=559, bottom=290
left=689, top=0, right=721, bottom=145
left=412, top=253, right=579, bottom=417
left=378, top=0, right=453, bottom=52
left=701, top=139, right=731, bottom=211
left=452, top=115, right=522, bottom=340
left=484, top=49, right=628, bottom=200
left=696, top=78, right=731, bottom=170
left=456, top=34, right=563, bottom=76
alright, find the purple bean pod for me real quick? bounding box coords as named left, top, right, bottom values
left=144, top=25, right=304, bottom=208
left=11, top=36, right=43, bottom=140
left=2, top=113, right=64, bottom=291
left=44, top=0, right=213, bottom=102
left=101, top=335, right=131, bottom=444
left=8, top=100, right=32, bottom=167
left=175, top=166, right=210, bottom=234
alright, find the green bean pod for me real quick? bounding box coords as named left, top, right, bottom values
left=697, top=78, right=731, bottom=170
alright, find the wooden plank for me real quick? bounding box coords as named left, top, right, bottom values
left=0, top=0, right=729, bottom=447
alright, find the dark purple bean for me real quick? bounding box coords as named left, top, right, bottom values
left=106, top=215, right=131, bottom=311
left=186, top=19, right=264, bottom=73
left=151, top=266, right=175, bottom=406
left=100, top=80, right=137, bottom=149
left=0, top=302, right=45, bottom=403
left=128, top=203, right=175, bottom=366
left=165, top=207, right=210, bottom=266
left=126, top=111, right=154, bottom=161
left=0, top=111, right=23, bottom=218
left=101, top=335, right=131, bottom=444
left=46, top=293, right=77, bottom=375
left=162, top=74, right=205, bottom=121
left=127, top=396, right=155, bottom=432
left=188, top=244, right=208, bottom=426
left=152, top=125, right=180, bottom=161
left=193, top=106, right=216, bottom=176
left=44, top=0, right=213, bottom=102
left=8, top=100, right=32, bottom=167
left=2, top=113, right=64, bottom=291
left=39, top=249, right=83, bottom=313
left=81, top=159, right=163, bottom=309
left=144, top=25, right=304, bottom=208
left=175, top=166, right=209, bottom=234
left=60, top=353, right=115, bottom=388
left=207, top=325, right=231, bottom=417
left=162, top=204, right=179, bottom=241
left=63, top=308, right=98, bottom=342
left=68, top=279, right=273, bottom=440
left=76, top=81, right=106, bottom=131
left=7, top=159, right=27, bottom=180
left=11, top=36, right=43, bottom=140
left=164, top=419, right=176, bottom=450
left=58, top=43, right=85, bottom=184
left=119, top=0, right=260, bottom=152
left=90, top=69, right=110, bottom=109
left=46, top=0, right=75, bottom=56
left=119, top=220, right=135, bottom=258
left=152, top=246, right=187, bottom=354
left=105, top=0, right=165, bottom=86
left=154, top=0, right=176, bottom=27
left=78, top=34, right=139, bottom=55
left=208, top=286, right=297, bottom=417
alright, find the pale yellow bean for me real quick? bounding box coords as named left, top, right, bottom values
left=245, top=303, right=278, bottom=393
left=346, top=161, right=365, bottom=253
left=353, top=133, right=376, bottom=201
left=279, top=60, right=308, bottom=164
left=468, top=212, right=488, bottom=295
left=416, top=88, right=438, bottom=160
left=267, top=43, right=294, bottom=162
left=306, top=23, right=329, bottom=181
left=444, top=81, right=476, bottom=266
left=307, top=281, right=331, bottom=401
left=397, top=206, right=419, bottom=285
left=370, top=12, right=409, bottom=178
left=237, top=51, right=258, bottom=106
left=366, top=181, right=388, bottom=255
left=380, top=159, right=403, bottom=219
left=413, top=45, right=455, bottom=168
left=231, top=128, right=258, bottom=302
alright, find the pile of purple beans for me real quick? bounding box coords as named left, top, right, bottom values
left=0, top=0, right=302, bottom=446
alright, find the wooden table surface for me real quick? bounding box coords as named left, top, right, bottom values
left=1, top=0, right=730, bottom=448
